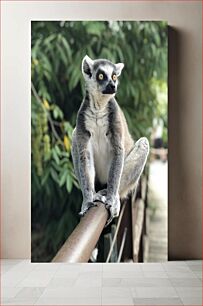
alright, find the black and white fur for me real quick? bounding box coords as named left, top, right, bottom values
left=71, top=55, right=149, bottom=225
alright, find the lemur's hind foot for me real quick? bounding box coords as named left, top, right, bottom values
left=79, top=201, right=98, bottom=216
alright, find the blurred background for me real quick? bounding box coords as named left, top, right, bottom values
left=31, top=21, right=168, bottom=262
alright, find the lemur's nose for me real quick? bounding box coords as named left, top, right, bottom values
left=109, top=83, right=115, bottom=90
left=103, top=82, right=116, bottom=94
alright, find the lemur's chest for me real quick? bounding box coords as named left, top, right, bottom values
left=85, top=109, right=113, bottom=183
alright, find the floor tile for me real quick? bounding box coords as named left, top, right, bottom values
left=103, top=270, right=144, bottom=278
left=17, top=271, right=56, bottom=287
left=47, top=277, right=76, bottom=288
left=1, top=299, right=10, bottom=305
left=103, top=263, right=142, bottom=273
left=62, top=263, right=82, bottom=267
left=2, top=262, right=35, bottom=286
left=188, top=264, right=202, bottom=272
left=140, top=263, right=165, bottom=272
left=102, top=286, right=132, bottom=298
left=180, top=296, right=202, bottom=305
left=123, top=277, right=172, bottom=287
left=56, top=263, right=82, bottom=271
left=32, top=263, right=61, bottom=272
left=163, top=261, right=187, bottom=265
left=166, top=271, right=197, bottom=278
left=193, top=271, right=202, bottom=279
left=163, top=263, right=192, bottom=272
left=186, top=260, right=202, bottom=265
left=41, top=287, right=101, bottom=298
left=80, top=263, right=102, bottom=271
left=15, top=287, right=45, bottom=298
left=79, top=271, right=102, bottom=278
left=143, top=270, right=168, bottom=278
left=169, top=277, right=202, bottom=287
left=133, top=297, right=183, bottom=305
left=1, top=259, right=203, bottom=306
left=54, top=266, right=81, bottom=278
left=2, top=287, right=22, bottom=299
left=35, top=297, right=101, bottom=305
left=132, top=286, right=178, bottom=298
left=102, top=297, right=134, bottom=305
left=75, top=275, right=102, bottom=287
left=2, top=264, right=16, bottom=274
left=175, top=287, right=202, bottom=298
left=102, top=278, right=123, bottom=287
left=2, top=296, right=39, bottom=305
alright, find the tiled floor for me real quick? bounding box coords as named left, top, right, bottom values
left=1, top=260, right=202, bottom=305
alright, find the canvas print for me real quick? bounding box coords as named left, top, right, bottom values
left=31, top=21, right=168, bottom=262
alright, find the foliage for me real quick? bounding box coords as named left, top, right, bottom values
left=31, top=21, right=167, bottom=261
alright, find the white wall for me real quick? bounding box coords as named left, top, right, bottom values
left=1, top=1, right=202, bottom=259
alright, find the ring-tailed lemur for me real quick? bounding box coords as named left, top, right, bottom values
left=71, top=55, right=149, bottom=225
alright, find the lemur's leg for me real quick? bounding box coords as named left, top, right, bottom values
left=71, top=130, right=96, bottom=216
left=119, top=137, right=149, bottom=199
left=94, top=138, right=149, bottom=226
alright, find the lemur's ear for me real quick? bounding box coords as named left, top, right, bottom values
left=115, top=63, right=124, bottom=76
left=82, top=55, right=94, bottom=78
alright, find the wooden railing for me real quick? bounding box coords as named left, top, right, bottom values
left=52, top=174, right=149, bottom=263
left=52, top=202, right=108, bottom=263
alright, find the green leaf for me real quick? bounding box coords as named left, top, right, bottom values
left=41, top=169, right=50, bottom=186
left=73, top=179, right=80, bottom=189
left=52, top=148, right=60, bottom=165
left=57, top=43, right=68, bottom=66
left=55, top=145, right=61, bottom=155
left=61, top=36, right=72, bottom=59
left=66, top=174, right=73, bottom=193
left=50, top=168, right=59, bottom=184
left=59, top=169, right=68, bottom=187
left=86, top=22, right=105, bottom=36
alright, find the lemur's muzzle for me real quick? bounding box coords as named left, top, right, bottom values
left=102, top=82, right=116, bottom=94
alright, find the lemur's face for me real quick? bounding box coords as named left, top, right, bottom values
left=81, top=55, right=124, bottom=98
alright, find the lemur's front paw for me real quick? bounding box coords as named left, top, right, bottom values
left=93, top=191, right=121, bottom=226
left=79, top=201, right=98, bottom=216
left=93, top=189, right=107, bottom=204
left=105, top=194, right=121, bottom=226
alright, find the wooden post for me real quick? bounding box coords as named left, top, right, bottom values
left=132, top=198, right=145, bottom=262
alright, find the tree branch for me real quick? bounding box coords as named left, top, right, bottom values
left=31, top=82, right=63, bottom=145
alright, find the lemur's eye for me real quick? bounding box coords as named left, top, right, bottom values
left=112, top=74, right=117, bottom=81
left=98, top=73, right=104, bottom=80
